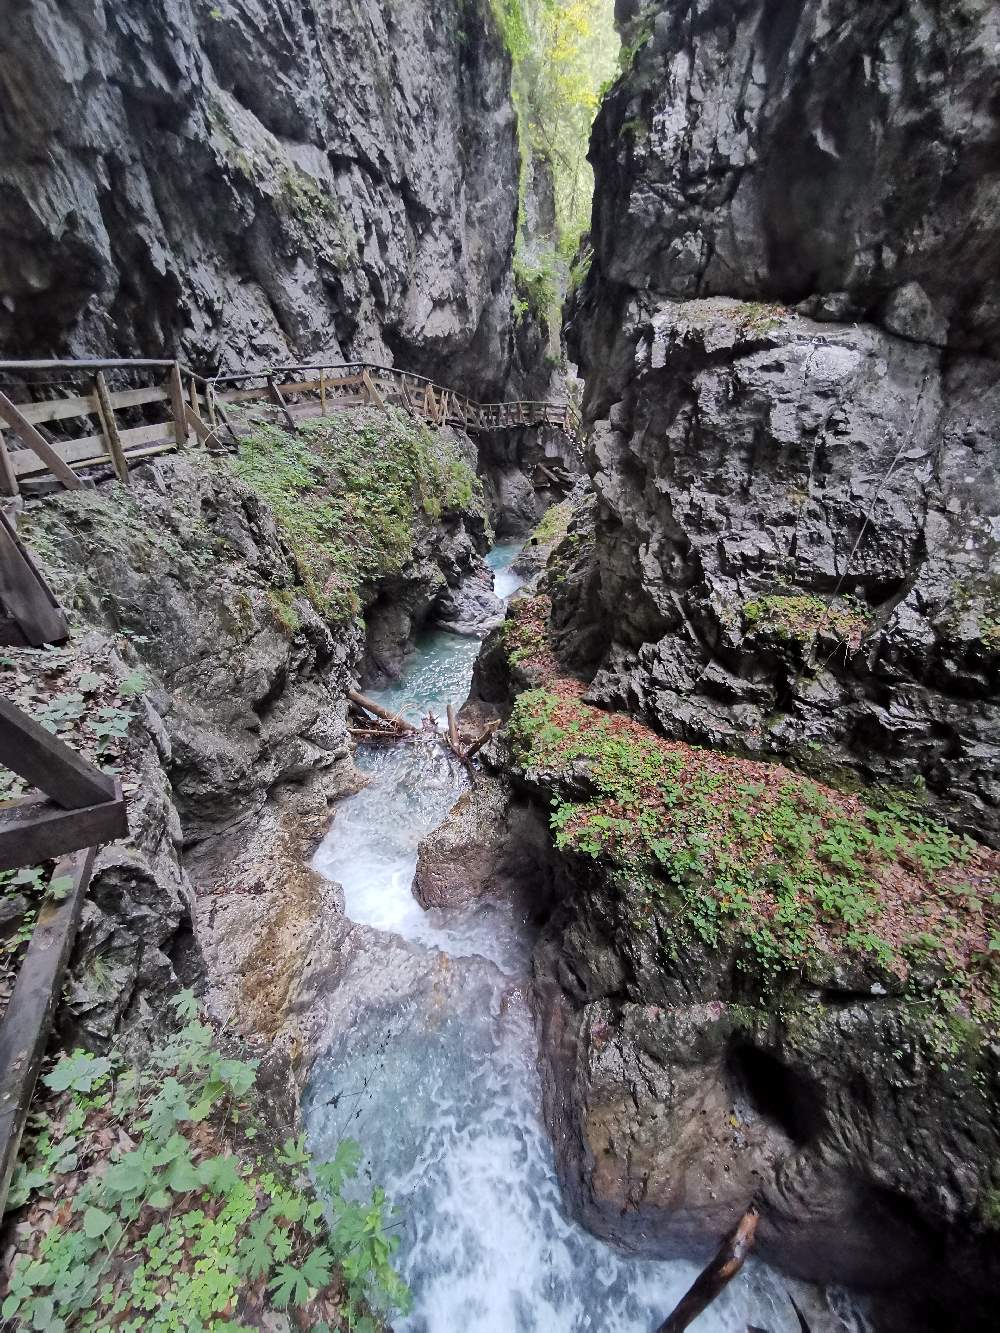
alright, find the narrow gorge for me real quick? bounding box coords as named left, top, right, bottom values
left=0, top=2, right=997, bottom=1332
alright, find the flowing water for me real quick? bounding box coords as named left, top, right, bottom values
left=305, top=545, right=865, bottom=1332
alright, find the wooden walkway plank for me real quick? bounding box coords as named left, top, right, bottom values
left=0, top=846, right=97, bottom=1215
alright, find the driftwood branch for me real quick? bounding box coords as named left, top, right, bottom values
left=446, top=703, right=461, bottom=756
left=462, top=720, right=499, bottom=763
left=657, top=1207, right=760, bottom=1333
left=347, top=689, right=415, bottom=735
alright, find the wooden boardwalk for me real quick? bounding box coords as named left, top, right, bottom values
left=0, top=358, right=580, bottom=495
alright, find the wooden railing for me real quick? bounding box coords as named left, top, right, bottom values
left=0, top=358, right=580, bottom=497
left=0, top=700, right=128, bottom=1215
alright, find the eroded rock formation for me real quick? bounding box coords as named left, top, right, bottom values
left=560, top=0, right=1000, bottom=843
left=16, top=420, right=494, bottom=1058
left=479, top=3, right=1000, bottom=1327
left=0, top=0, right=518, bottom=393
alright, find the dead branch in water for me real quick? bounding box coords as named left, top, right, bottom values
left=347, top=689, right=415, bottom=735
left=656, top=1207, right=759, bottom=1332
left=446, top=703, right=461, bottom=758
left=461, top=720, right=499, bottom=763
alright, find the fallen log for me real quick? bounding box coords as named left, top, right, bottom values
left=462, top=720, right=499, bottom=764
left=347, top=689, right=415, bottom=734
left=656, top=1207, right=759, bottom=1332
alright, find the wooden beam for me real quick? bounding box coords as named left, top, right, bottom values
left=362, top=369, right=386, bottom=410
left=320, top=370, right=327, bottom=416
left=212, top=395, right=241, bottom=447
left=0, top=786, right=127, bottom=871
left=14, top=392, right=99, bottom=427
left=168, top=364, right=189, bottom=449
left=0, top=426, right=18, bottom=497
left=0, top=513, right=67, bottom=647
left=657, top=1208, right=759, bottom=1332
left=0, top=846, right=96, bottom=1216
left=267, top=377, right=297, bottom=431
left=0, top=392, right=81, bottom=490
left=93, top=373, right=130, bottom=485
left=8, top=422, right=177, bottom=479
left=184, top=403, right=215, bottom=446
left=0, top=697, right=115, bottom=809
left=0, top=358, right=176, bottom=371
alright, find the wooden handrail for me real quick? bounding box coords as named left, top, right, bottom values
left=0, top=357, right=581, bottom=502
left=0, top=701, right=128, bottom=1216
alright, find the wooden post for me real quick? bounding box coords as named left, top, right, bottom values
left=423, top=383, right=433, bottom=420
left=362, top=369, right=386, bottom=410
left=0, top=392, right=81, bottom=490
left=168, top=363, right=188, bottom=448
left=205, top=384, right=218, bottom=430
left=320, top=369, right=327, bottom=416
left=0, top=426, right=18, bottom=497
left=189, top=375, right=203, bottom=444
left=93, top=372, right=130, bottom=484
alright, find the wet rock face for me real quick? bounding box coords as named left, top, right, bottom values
left=562, top=0, right=1000, bottom=843
left=0, top=0, right=518, bottom=394
left=477, top=425, right=586, bottom=536
left=597, top=0, right=1000, bottom=354
left=562, top=299, right=1000, bottom=839
left=413, top=774, right=560, bottom=913
left=530, top=847, right=1000, bottom=1332
left=25, top=441, right=493, bottom=1055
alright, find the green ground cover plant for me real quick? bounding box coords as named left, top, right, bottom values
left=506, top=686, right=1000, bottom=1023
left=1, top=993, right=407, bottom=1332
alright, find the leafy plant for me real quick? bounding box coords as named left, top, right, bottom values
left=506, top=686, right=1000, bottom=1023
left=3, top=993, right=408, bottom=1330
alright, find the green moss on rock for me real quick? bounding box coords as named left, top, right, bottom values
left=507, top=688, right=1000, bottom=1025
left=742, top=592, right=871, bottom=650
left=228, top=409, right=486, bottom=625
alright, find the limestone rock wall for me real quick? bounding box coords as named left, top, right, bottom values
left=561, top=0, right=1000, bottom=842
left=18, top=437, right=493, bottom=1057
left=0, top=0, right=519, bottom=395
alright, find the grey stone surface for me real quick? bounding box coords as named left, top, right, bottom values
left=560, top=299, right=1000, bottom=840
left=591, top=0, right=1000, bottom=354
left=0, top=0, right=518, bottom=395
left=26, top=443, right=494, bottom=1055
left=563, top=0, right=1000, bottom=842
